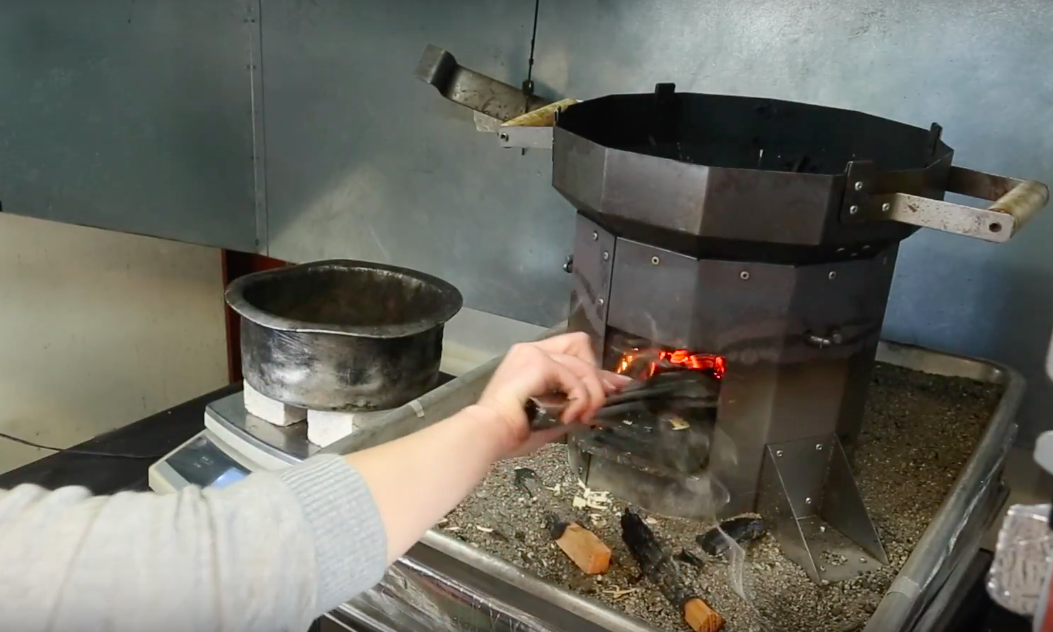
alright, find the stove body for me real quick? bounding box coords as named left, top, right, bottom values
left=554, top=86, right=963, bottom=582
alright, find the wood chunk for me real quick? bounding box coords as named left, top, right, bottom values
left=621, top=510, right=724, bottom=631
left=684, top=598, right=724, bottom=632
left=556, top=522, right=611, bottom=575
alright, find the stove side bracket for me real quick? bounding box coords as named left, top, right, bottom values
left=841, top=160, right=1049, bottom=243
left=758, top=435, right=889, bottom=585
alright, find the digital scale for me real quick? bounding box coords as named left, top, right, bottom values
left=148, top=309, right=545, bottom=494
left=148, top=391, right=310, bottom=493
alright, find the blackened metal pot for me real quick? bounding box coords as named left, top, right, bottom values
left=225, top=259, right=463, bottom=412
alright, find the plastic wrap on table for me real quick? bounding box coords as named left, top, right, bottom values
left=987, top=503, right=1053, bottom=618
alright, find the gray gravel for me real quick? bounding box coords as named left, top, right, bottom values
left=441, top=363, right=1003, bottom=631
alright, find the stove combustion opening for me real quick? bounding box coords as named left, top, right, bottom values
left=605, top=331, right=726, bottom=383
left=575, top=329, right=725, bottom=477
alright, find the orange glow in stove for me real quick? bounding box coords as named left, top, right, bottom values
left=614, top=348, right=726, bottom=380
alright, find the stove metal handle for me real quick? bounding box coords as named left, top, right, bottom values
left=947, top=166, right=1049, bottom=230
left=870, top=167, right=1049, bottom=243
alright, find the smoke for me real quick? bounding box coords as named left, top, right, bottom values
left=686, top=433, right=777, bottom=630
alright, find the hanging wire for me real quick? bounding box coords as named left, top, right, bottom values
left=525, top=0, right=541, bottom=97
left=0, top=431, right=164, bottom=460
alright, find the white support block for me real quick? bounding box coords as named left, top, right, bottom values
left=243, top=381, right=306, bottom=427
left=307, top=409, right=357, bottom=448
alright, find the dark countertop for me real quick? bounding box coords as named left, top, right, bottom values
left=0, top=384, right=241, bottom=493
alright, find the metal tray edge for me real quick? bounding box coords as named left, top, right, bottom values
left=864, top=341, right=1024, bottom=631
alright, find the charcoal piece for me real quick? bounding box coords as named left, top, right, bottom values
left=513, top=467, right=541, bottom=497
left=696, top=517, right=767, bottom=557
left=675, top=549, right=705, bottom=569
left=544, top=512, right=568, bottom=540
left=620, top=509, right=695, bottom=608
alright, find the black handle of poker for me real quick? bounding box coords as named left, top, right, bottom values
left=525, top=399, right=562, bottom=431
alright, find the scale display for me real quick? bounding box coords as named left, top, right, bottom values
left=167, top=435, right=250, bottom=488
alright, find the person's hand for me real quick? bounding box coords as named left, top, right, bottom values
left=469, top=332, right=630, bottom=458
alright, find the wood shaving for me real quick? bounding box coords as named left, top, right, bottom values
left=475, top=525, right=494, bottom=533
left=602, top=588, right=638, bottom=599
left=669, top=416, right=690, bottom=431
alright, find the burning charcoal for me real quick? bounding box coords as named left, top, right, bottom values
left=544, top=512, right=569, bottom=540
left=696, top=517, right=767, bottom=557
left=675, top=548, right=705, bottom=569
left=513, top=467, right=541, bottom=497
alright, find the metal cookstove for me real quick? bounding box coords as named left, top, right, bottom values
left=553, top=84, right=1048, bottom=585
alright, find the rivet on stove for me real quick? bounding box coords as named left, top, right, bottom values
left=597, top=298, right=605, bottom=307
left=591, top=231, right=598, bottom=241
left=827, top=271, right=837, bottom=280
left=816, top=443, right=824, bottom=451
left=651, top=256, right=660, bottom=265
left=849, top=205, right=860, bottom=215
left=882, top=202, right=891, bottom=213
left=860, top=558, right=867, bottom=564
left=775, top=449, right=783, bottom=457
left=854, top=181, right=865, bottom=191
left=805, top=497, right=813, bottom=505
left=820, top=525, right=827, bottom=533
left=602, top=251, right=609, bottom=261
left=740, top=271, right=750, bottom=280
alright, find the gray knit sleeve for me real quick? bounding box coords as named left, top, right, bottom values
left=277, top=455, right=389, bottom=612
left=0, top=455, right=388, bottom=632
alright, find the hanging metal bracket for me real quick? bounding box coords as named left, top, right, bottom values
left=415, top=44, right=551, bottom=123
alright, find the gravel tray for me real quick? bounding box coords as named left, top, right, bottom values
left=441, top=363, right=1003, bottom=632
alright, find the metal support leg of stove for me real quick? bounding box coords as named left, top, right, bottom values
left=759, top=434, right=889, bottom=584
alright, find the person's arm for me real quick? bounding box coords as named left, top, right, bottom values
left=0, top=333, right=621, bottom=632
left=0, top=455, right=381, bottom=632
left=347, top=332, right=628, bottom=563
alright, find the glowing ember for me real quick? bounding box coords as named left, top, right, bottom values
left=615, top=348, right=726, bottom=380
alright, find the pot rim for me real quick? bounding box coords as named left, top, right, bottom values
left=225, top=259, right=464, bottom=339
